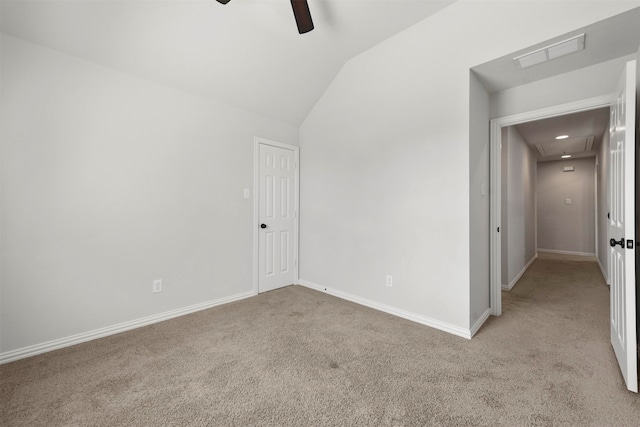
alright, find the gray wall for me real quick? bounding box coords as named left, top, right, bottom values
left=469, top=71, right=491, bottom=328
left=2, top=2, right=638, bottom=355
left=501, top=127, right=537, bottom=288
left=537, top=158, right=596, bottom=255
left=299, top=2, right=636, bottom=334
left=0, top=36, right=298, bottom=354
left=500, top=128, right=509, bottom=289
left=597, top=130, right=610, bottom=281
left=491, top=55, right=636, bottom=119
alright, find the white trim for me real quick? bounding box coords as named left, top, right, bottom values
left=502, top=254, right=538, bottom=291
left=253, top=137, right=300, bottom=295
left=492, top=95, right=612, bottom=128
left=0, top=291, right=254, bottom=364
left=594, top=159, right=599, bottom=261
left=490, top=94, right=612, bottom=317
left=470, top=308, right=492, bottom=338
left=253, top=140, right=260, bottom=295
left=298, top=280, right=474, bottom=339
left=537, top=249, right=596, bottom=257
left=534, top=189, right=538, bottom=260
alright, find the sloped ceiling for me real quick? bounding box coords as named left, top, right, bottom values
left=0, top=0, right=456, bottom=126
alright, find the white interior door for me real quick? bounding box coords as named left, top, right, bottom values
left=258, top=141, right=297, bottom=293
left=608, top=60, right=637, bottom=393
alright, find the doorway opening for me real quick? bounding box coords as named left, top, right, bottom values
left=489, top=60, right=639, bottom=392
left=490, top=95, right=612, bottom=315
left=499, top=107, right=609, bottom=294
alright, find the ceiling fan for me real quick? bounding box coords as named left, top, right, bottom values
left=216, top=0, right=314, bottom=34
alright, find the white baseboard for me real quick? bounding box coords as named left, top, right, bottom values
left=298, top=279, right=474, bottom=340
left=537, top=249, right=596, bottom=257
left=502, top=254, right=538, bottom=291
left=0, top=291, right=255, bottom=365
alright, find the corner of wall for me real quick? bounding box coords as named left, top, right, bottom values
left=469, top=71, right=491, bottom=328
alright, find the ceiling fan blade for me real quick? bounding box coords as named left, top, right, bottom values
left=216, top=0, right=231, bottom=4
left=290, top=0, right=314, bottom=34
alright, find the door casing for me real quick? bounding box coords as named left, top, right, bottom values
left=253, top=136, right=300, bottom=295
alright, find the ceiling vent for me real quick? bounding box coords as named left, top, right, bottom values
left=535, top=144, right=546, bottom=157
left=585, top=136, right=594, bottom=151
left=514, top=34, right=585, bottom=69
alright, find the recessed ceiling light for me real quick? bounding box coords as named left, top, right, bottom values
left=561, top=154, right=571, bottom=158
left=514, top=34, right=585, bottom=69
left=556, top=135, right=569, bottom=140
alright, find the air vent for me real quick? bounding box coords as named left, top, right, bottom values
left=585, top=136, right=594, bottom=151
left=535, top=144, right=546, bottom=157
left=514, top=34, right=585, bottom=69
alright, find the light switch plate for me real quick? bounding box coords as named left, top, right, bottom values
left=152, top=279, right=163, bottom=293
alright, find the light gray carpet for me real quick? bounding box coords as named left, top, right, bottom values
left=2, top=258, right=639, bottom=426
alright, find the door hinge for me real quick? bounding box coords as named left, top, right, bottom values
left=294, top=161, right=297, bottom=169
left=497, top=227, right=500, bottom=233
left=294, top=210, right=297, bottom=218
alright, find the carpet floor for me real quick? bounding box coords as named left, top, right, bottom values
left=1, top=257, right=639, bottom=426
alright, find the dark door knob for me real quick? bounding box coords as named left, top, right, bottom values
left=260, top=224, right=267, bottom=229
left=610, top=238, right=625, bottom=247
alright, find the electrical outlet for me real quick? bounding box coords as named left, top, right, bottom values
left=152, top=279, right=163, bottom=293
left=386, top=275, right=393, bottom=287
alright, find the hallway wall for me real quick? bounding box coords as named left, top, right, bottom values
left=597, top=130, right=610, bottom=281
left=537, top=158, right=596, bottom=255
left=501, top=127, right=537, bottom=289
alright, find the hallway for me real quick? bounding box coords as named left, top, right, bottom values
left=492, top=252, right=635, bottom=416
left=502, top=253, right=606, bottom=325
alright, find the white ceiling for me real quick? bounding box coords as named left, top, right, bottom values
left=514, top=107, right=610, bottom=162
left=0, top=0, right=456, bottom=126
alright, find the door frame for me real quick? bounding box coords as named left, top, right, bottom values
left=253, top=136, right=300, bottom=295
left=489, top=94, right=612, bottom=315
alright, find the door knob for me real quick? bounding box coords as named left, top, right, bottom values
left=260, top=224, right=267, bottom=229
left=610, top=238, right=625, bottom=247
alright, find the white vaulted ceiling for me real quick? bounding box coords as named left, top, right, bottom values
left=0, top=0, right=456, bottom=126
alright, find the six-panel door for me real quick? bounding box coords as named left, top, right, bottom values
left=259, top=143, right=296, bottom=293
